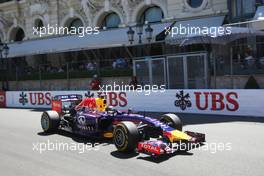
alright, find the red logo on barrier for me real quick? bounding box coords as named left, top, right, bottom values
left=107, top=92, right=127, bottom=107
left=0, top=91, right=6, bottom=108
left=194, top=92, right=239, bottom=111
left=19, top=92, right=52, bottom=106
left=29, top=92, right=52, bottom=105
left=98, top=92, right=128, bottom=107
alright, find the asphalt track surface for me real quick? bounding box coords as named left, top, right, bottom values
left=0, top=109, right=264, bottom=176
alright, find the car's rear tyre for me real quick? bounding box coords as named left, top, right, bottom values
left=159, top=113, right=182, bottom=131
left=113, top=121, right=140, bottom=152
left=41, top=111, right=60, bottom=133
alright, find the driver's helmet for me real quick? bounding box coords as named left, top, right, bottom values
left=106, top=106, right=116, bottom=114
left=96, top=96, right=107, bottom=111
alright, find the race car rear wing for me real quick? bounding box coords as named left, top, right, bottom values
left=52, top=94, right=83, bottom=114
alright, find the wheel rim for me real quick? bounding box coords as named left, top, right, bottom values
left=41, top=114, right=49, bottom=131
left=114, top=128, right=126, bottom=148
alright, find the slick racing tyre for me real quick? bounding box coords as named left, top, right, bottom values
left=159, top=113, right=183, bottom=131
left=113, top=121, right=140, bottom=152
left=41, top=111, right=60, bottom=133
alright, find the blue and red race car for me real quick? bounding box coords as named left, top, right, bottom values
left=41, top=94, right=205, bottom=156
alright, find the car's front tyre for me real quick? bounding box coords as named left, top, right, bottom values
left=113, top=121, right=140, bottom=152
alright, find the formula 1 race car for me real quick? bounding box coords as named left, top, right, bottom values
left=40, top=94, right=205, bottom=156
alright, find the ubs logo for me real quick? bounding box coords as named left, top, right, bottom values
left=19, top=92, right=28, bottom=106
left=174, top=90, right=192, bottom=110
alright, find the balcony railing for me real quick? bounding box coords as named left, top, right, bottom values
left=0, top=60, right=133, bottom=82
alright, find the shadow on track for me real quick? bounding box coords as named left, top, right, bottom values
left=110, top=150, right=194, bottom=163
left=110, top=151, right=139, bottom=159
left=29, top=108, right=264, bottom=124
left=141, top=112, right=264, bottom=126
left=38, top=131, right=201, bottom=163
left=37, top=130, right=112, bottom=145
left=30, top=108, right=49, bottom=112
left=136, top=151, right=193, bottom=163
left=110, top=142, right=204, bottom=163
left=110, top=150, right=193, bottom=163
left=15, top=107, right=264, bottom=125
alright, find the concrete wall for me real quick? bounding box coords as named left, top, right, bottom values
left=212, top=75, right=264, bottom=89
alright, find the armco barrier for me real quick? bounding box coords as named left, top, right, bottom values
left=4, top=90, right=264, bottom=117
left=0, top=91, right=6, bottom=108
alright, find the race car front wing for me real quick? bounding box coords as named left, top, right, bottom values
left=137, top=131, right=205, bottom=156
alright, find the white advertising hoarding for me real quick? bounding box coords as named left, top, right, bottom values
left=5, top=90, right=264, bottom=117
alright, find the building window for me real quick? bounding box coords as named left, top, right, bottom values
left=231, top=0, right=256, bottom=19
left=69, top=19, right=83, bottom=28
left=102, top=13, right=121, bottom=29
left=186, top=0, right=204, bottom=8
left=68, top=19, right=84, bottom=33
left=140, top=6, right=164, bottom=24
left=34, top=19, right=44, bottom=31
left=14, top=28, right=25, bottom=42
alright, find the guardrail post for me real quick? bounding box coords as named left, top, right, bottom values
left=15, top=67, right=18, bottom=90
left=230, top=47, right=234, bottom=89
left=67, top=63, right=70, bottom=90
left=39, top=66, right=42, bottom=90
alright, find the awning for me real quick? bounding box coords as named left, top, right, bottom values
left=175, top=27, right=264, bottom=46
left=8, top=22, right=171, bottom=58
left=166, top=16, right=225, bottom=45
left=252, top=6, right=264, bottom=30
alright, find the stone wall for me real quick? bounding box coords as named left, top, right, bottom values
left=167, top=0, right=228, bottom=19
left=0, top=0, right=228, bottom=42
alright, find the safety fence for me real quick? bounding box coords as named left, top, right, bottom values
left=0, top=90, right=263, bottom=117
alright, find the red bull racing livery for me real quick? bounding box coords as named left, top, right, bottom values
left=41, top=94, right=205, bottom=156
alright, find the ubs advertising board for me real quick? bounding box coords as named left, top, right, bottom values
left=5, top=90, right=264, bottom=117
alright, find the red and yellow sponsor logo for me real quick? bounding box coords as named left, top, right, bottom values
left=164, top=130, right=192, bottom=143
